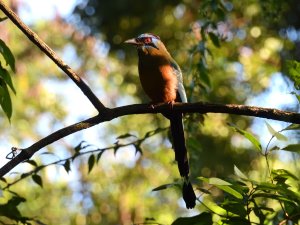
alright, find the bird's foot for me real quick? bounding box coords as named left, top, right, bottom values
left=149, top=102, right=165, bottom=109
left=167, top=100, right=175, bottom=110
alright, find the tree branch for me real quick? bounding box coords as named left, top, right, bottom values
left=1, top=2, right=300, bottom=180
left=1, top=101, right=300, bottom=177
left=0, top=1, right=106, bottom=112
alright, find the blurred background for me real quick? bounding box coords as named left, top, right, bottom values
left=0, top=0, right=300, bottom=224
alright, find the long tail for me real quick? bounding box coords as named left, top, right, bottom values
left=169, top=112, right=196, bottom=209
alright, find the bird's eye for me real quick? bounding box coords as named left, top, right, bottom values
left=143, top=37, right=152, bottom=44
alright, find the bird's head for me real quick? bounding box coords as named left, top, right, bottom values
left=125, top=33, right=169, bottom=56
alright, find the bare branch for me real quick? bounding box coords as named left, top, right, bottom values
left=0, top=1, right=106, bottom=112
left=1, top=101, right=300, bottom=177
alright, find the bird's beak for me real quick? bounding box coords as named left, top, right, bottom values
left=124, top=38, right=138, bottom=45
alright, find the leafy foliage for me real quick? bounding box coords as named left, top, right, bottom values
left=0, top=38, right=15, bottom=120
left=1, top=0, right=300, bottom=224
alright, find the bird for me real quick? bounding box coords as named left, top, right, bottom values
left=124, top=33, right=196, bottom=209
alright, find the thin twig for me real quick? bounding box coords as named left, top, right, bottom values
left=1, top=101, right=300, bottom=177
left=3, top=126, right=166, bottom=189
left=0, top=1, right=106, bottom=112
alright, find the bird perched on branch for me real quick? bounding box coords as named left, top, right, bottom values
left=125, top=33, right=196, bottom=209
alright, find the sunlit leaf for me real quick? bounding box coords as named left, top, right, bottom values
left=272, top=169, right=298, bottom=182
left=199, top=177, right=243, bottom=199
left=208, top=177, right=232, bottom=186
left=88, top=154, right=95, bottom=173
left=283, top=60, right=300, bottom=90
left=32, top=174, right=43, bottom=188
left=265, top=121, right=288, bottom=141
left=199, top=177, right=230, bottom=185
left=228, top=123, right=262, bottom=152
left=281, top=144, right=300, bottom=153
left=0, top=39, right=15, bottom=72
left=256, top=182, right=277, bottom=191
left=234, top=165, right=248, bottom=180
left=171, top=212, right=212, bottom=225
left=218, top=185, right=243, bottom=199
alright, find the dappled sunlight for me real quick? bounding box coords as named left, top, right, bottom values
left=1, top=0, right=300, bottom=224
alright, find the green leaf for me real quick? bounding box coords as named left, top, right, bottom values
left=25, top=160, right=38, bottom=167
left=0, top=65, right=16, bottom=93
left=272, top=169, right=298, bottom=182
left=290, top=92, right=300, bottom=105
left=256, top=182, right=278, bottom=191
left=152, top=182, right=178, bottom=191
left=208, top=177, right=232, bottom=186
left=228, top=123, right=262, bottom=152
left=252, top=193, right=294, bottom=204
left=0, top=17, right=7, bottom=22
left=0, top=39, right=15, bottom=72
left=171, top=212, right=212, bottom=225
left=116, top=133, right=136, bottom=140
left=208, top=32, right=220, bottom=47
left=199, top=177, right=243, bottom=199
left=0, top=196, right=26, bottom=220
left=218, top=185, right=243, bottom=199
left=96, top=151, right=103, bottom=162
left=283, top=123, right=300, bottom=131
left=198, top=187, right=211, bottom=194
left=113, top=146, right=119, bottom=155
left=88, top=154, right=95, bottom=173
left=32, top=174, right=43, bottom=188
left=221, top=200, right=247, bottom=217
left=199, top=176, right=229, bottom=185
left=0, top=81, right=12, bottom=120
left=265, top=121, right=288, bottom=141
left=197, top=60, right=211, bottom=89
left=74, top=141, right=90, bottom=153
left=234, top=165, right=248, bottom=180
left=281, top=144, right=300, bottom=153
left=144, top=127, right=166, bottom=138
left=134, top=143, right=143, bottom=155
left=269, top=146, right=280, bottom=152
left=283, top=60, right=300, bottom=90
left=63, top=159, right=71, bottom=173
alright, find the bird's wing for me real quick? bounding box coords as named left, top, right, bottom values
left=170, top=61, right=187, bottom=103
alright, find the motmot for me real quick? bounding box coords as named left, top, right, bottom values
left=125, top=33, right=196, bottom=209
